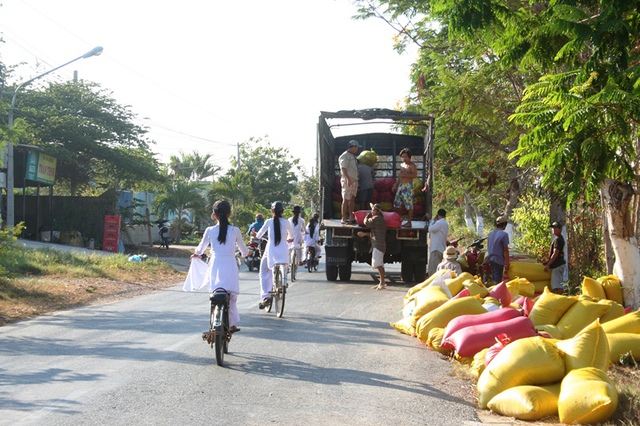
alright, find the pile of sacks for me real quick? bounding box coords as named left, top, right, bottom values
left=391, top=269, right=639, bottom=424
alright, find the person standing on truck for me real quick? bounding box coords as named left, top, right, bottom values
left=392, top=148, right=418, bottom=228
left=256, top=201, right=294, bottom=309
left=427, top=208, right=449, bottom=276
left=357, top=203, right=387, bottom=290
left=544, top=221, right=566, bottom=295
left=357, top=159, right=375, bottom=211
left=339, top=140, right=361, bottom=225
left=486, top=216, right=510, bottom=284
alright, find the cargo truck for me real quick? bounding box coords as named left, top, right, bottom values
left=318, top=109, right=435, bottom=283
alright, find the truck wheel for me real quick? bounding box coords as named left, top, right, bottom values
left=338, top=264, right=352, bottom=281
left=326, top=265, right=338, bottom=281
left=413, top=262, right=427, bottom=282
left=401, top=261, right=414, bottom=283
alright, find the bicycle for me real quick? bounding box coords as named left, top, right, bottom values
left=264, top=262, right=288, bottom=318
left=306, top=246, right=319, bottom=272
left=289, top=247, right=298, bottom=282
left=202, top=288, right=232, bottom=366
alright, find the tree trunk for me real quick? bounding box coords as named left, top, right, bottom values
left=463, top=193, right=475, bottom=232
left=600, top=178, right=640, bottom=309
left=550, top=198, right=568, bottom=282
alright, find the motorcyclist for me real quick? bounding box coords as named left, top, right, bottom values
left=247, top=213, right=265, bottom=236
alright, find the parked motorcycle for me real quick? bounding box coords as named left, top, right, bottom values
left=462, top=237, right=488, bottom=277
left=156, top=220, right=171, bottom=250
left=245, top=237, right=263, bottom=271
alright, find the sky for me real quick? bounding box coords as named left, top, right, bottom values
left=0, top=0, right=417, bottom=175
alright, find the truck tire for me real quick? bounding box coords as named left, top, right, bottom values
left=326, top=265, right=339, bottom=281
left=413, top=262, right=427, bottom=283
left=338, top=264, right=352, bottom=281
left=401, top=261, right=414, bottom=283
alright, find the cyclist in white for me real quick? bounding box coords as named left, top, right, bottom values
left=255, top=201, right=294, bottom=308
left=288, top=205, right=307, bottom=267
left=190, top=200, right=251, bottom=333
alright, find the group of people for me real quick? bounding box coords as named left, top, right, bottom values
left=339, top=141, right=417, bottom=228
left=427, top=210, right=567, bottom=295
left=189, top=200, right=323, bottom=332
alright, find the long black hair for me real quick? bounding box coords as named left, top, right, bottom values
left=292, top=205, right=301, bottom=226
left=308, top=216, right=317, bottom=237
left=213, top=200, right=231, bottom=244
left=272, top=201, right=284, bottom=246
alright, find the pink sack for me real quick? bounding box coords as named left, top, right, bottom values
left=485, top=333, right=511, bottom=366
left=514, top=296, right=535, bottom=316
left=452, top=289, right=471, bottom=300
left=354, top=210, right=403, bottom=228
left=489, top=281, right=513, bottom=307
left=441, top=308, right=522, bottom=343
left=444, top=316, right=537, bottom=358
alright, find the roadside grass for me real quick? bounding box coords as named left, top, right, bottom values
left=0, top=245, right=185, bottom=325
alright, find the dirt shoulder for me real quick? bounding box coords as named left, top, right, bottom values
left=0, top=244, right=193, bottom=326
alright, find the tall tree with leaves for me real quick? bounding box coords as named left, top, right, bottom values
left=168, top=150, right=220, bottom=182
left=233, top=137, right=300, bottom=208
left=13, top=80, right=161, bottom=195
left=153, top=180, right=204, bottom=243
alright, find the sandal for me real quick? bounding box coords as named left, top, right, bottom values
left=229, top=326, right=240, bottom=333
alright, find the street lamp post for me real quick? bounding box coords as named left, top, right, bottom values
left=2, top=46, right=103, bottom=232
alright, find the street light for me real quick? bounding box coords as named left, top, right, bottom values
left=2, top=46, right=103, bottom=232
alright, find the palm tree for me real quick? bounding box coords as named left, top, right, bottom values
left=209, top=170, right=252, bottom=225
left=153, top=180, right=205, bottom=243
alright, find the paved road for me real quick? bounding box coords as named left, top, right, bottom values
left=1, top=243, right=486, bottom=425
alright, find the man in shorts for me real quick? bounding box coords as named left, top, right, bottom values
left=339, top=140, right=360, bottom=224
left=392, top=148, right=418, bottom=228
left=357, top=203, right=387, bottom=290
left=544, top=221, right=566, bottom=294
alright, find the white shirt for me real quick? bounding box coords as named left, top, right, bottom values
left=194, top=225, right=249, bottom=293
left=428, top=218, right=449, bottom=253
left=288, top=216, right=306, bottom=248
left=256, top=217, right=295, bottom=269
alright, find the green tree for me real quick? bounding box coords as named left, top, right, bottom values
left=233, top=137, right=300, bottom=208
left=168, top=150, right=220, bottom=182
left=13, top=80, right=161, bottom=195
left=291, top=169, right=321, bottom=214
left=208, top=169, right=253, bottom=227
left=153, top=180, right=205, bottom=243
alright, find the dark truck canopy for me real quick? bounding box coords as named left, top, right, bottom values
left=318, top=109, right=434, bottom=220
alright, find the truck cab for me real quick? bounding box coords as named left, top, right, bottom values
left=317, top=109, right=435, bottom=283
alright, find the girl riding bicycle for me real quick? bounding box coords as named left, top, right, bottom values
left=254, top=201, right=294, bottom=309
left=304, top=213, right=322, bottom=264
left=190, top=200, right=251, bottom=333
left=288, top=206, right=307, bottom=267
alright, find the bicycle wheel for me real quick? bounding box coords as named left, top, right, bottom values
left=276, top=267, right=286, bottom=318
left=290, top=250, right=297, bottom=282
left=223, top=307, right=229, bottom=354
left=214, top=305, right=225, bottom=366
left=307, top=248, right=314, bottom=273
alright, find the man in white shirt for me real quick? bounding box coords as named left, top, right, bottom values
left=427, top=208, right=449, bottom=276
left=338, top=140, right=361, bottom=224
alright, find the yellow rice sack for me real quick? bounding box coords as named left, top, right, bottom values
left=477, top=336, right=565, bottom=409
left=487, top=383, right=561, bottom=421
left=427, top=327, right=452, bottom=355
left=505, top=277, right=535, bottom=298
left=556, top=320, right=610, bottom=372
left=404, top=269, right=451, bottom=300
left=582, top=276, right=606, bottom=301
left=415, top=296, right=487, bottom=343
left=601, top=310, right=640, bottom=334
left=598, top=275, right=624, bottom=305
left=463, top=279, right=488, bottom=298
left=558, top=367, right=618, bottom=425
left=469, top=348, right=489, bottom=379
left=411, top=285, right=450, bottom=325
left=507, top=261, right=551, bottom=282
left=598, top=299, right=626, bottom=323
left=445, top=272, right=475, bottom=296
left=536, top=324, right=563, bottom=339
left=528, top=288, right=579, bottom=326
left=390, top=317, right=415, bottom=336
left=530, top=280, right=550, bottom=293
left=606, top=333, right=640, bottom=365
left=554, top=299, right=610, bottom=339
